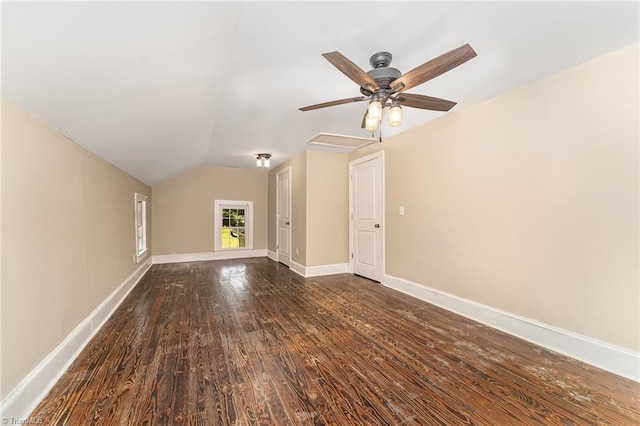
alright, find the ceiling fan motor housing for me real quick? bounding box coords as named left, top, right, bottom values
left=367, top=67, right=401, bottom=87
left=360, top=51, right=402, bottom=96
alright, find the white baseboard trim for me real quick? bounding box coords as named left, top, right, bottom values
left=267, top=250, right=278, bottom=262
left=152, top=249, right=268, bottom=264
left=383, top=274, right=640, bottom=382
left=289, top=260, right=306, bottom=277
left=287, top=261, right=349, bottom=278
left=305, top=263, right=349, bottom=278
left=0, top=259, right=153, bottom=420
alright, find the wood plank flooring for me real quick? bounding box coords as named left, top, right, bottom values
left=30, top=258, right=639, bottom=425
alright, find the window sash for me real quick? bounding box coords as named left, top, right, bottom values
left=214, top=200, right=253, bottom=251
left=135, top=193, right=148, bottom=261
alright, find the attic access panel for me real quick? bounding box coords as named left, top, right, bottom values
left=306, top=133, right=376, bottom=152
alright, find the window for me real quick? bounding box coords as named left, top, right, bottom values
left=214, top=200, right=253, bottom=251
left=135, top=193, right=148, bottom=262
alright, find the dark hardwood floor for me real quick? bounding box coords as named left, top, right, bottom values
left=30, top=258, right=639, bottom=425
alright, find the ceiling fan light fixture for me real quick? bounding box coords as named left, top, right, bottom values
left=367, top=98, right=382, bottom=122
left=299, top=44, right=477, bottom=133
left=256, top=153, right=271, bottom=168
left=365, top=114, right=379, bottom=132
left=388, top=103, right=403, bottom=127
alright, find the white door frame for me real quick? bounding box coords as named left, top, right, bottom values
left=349, top=151, right=385, bottom=279
left=276, top=166, right=292, bottom=266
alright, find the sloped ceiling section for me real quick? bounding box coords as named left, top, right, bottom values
left=2, top=2, right=638, bottom=185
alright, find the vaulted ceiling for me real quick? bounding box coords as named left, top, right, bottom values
left=2, top=2, right=638, bottom=185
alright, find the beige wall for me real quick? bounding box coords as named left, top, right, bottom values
left=290, top=154, right=307, bottom=265
left=152, top=166, right=268, bottom=255
left=1, top=98, right=151, bottom=397
left=267, top=165, right=277, bottom=253
left=269, top=153, right=307, bottom=265
left=306, top=151, right=349, bottom=267
left=351, top=43, right=639, bottom=351
left=268, top=151, right=349, bottom=267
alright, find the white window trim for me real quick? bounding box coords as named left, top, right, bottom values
left=135, top=192, right=149, bottom=263
left=214, top=200, right=253, bottom=251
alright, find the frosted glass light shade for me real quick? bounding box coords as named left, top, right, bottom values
left=365, top=114, right=379, bottom=132
left=367, top=99, right=382, bottom=122
left=263, top=157, right=270, bottom=168
left=388, top=104, right=403, bottom=127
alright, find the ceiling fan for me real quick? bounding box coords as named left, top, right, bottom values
left=299, top=44, right=477, bottom=131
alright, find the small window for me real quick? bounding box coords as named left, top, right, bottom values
left=214, top=200, right=253, bottom=251
left=135, top=193, right=148, bottom=262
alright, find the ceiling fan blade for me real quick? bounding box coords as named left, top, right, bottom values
left=299, top=96, right=366, bottom=112
left=322, top=51, right=380, bottom=92
left=390, top=44, right=477, bottom=93
left=397, top=93, right=457, bottom=111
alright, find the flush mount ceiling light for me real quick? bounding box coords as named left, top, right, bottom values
left=256, top=153, right=271, bottom=168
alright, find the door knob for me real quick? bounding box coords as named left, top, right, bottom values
left=374, top=224, right=380, bottom=228
left=286, top=221, right=290, bottom=225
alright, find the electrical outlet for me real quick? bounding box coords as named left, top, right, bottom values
left=399, top=206, right=405, bottom=216
left=296, top=248, right=299, bottom=256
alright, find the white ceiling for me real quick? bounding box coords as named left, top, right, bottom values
left=2, top=2, right=638, bottom=185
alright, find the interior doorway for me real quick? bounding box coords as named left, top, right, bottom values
left=349, top=151, right=384, bottom=282
left=276, top=166, right=292, bottom=267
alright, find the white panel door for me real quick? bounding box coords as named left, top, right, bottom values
left=276, top=167, right=291, bottom=267
left=351, top=154, right=383, bottom=281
